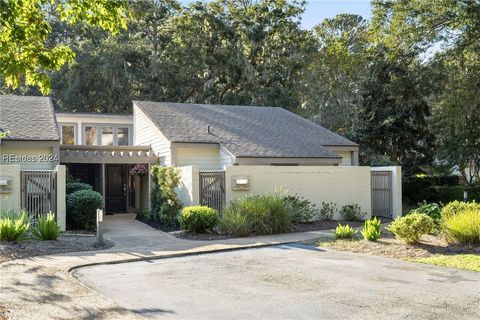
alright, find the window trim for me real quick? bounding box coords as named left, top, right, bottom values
left=81, top=123, right=132, bottom=146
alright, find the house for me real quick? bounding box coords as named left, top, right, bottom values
left=133, top=101, right=359, bottom=168
left=1, top=95, right=401, bottom=226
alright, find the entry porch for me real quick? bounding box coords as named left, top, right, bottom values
left=60, top=145, right=158, bottom=214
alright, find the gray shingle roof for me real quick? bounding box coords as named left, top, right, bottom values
left=0, top=95, right=60, bottom=141
left=134, top=101, right=357, bottom=158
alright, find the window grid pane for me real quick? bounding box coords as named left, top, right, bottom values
left=85, top=126, right=97, bottom=145
left=102, top=127, right=114, bottom=146
left=62, top=126, right=75, bottom=145
left=117, top=127, right=129, bottom=146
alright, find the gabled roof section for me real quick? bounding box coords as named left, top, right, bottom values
left=134, top=101, right=357, bottom=159
left=0, top=95, right=60, bottom=141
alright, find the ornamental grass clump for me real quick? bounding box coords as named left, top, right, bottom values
left=361, top=217, right=381, bottom=241
left=335, top=224, right=356, bottom=239
left=442, top=209, right=480, bottom=245
left=441, top=201, right=480, bottom=219
left=31, top=212, right=62, bottom=240
left=220, top=193, right=294, bottom=237
left=0, top=210, right=30, bottom=242
left=387, top=213, right=435, bottom=244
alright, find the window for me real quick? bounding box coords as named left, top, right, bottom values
left=101, top=127, right=114, bottom=146
left=61, top=125, right=75, bottom=145
left=117, top=127, right=129, bottom=146
left=85, top=126, right=97, bottom=145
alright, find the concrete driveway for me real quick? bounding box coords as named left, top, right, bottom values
left=75, top=244, right=480, bottom=320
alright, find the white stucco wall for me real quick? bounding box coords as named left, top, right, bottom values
left=0, top=165, right=21, bottom=212
left=174, top=146, right=223, bottom=170
left=336, top=151, right=352, bottom=166
left=176, top=166, right=200, bottom=207
left=0, top=143, right=57, bottom=170
left=225, top=166, right=372, bottom=219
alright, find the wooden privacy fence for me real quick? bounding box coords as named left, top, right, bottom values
left=21, top=170, right=57, bottom=225
left=199, top=171, right=225, bottom=212
left=371, top=171, right=392, bottom=219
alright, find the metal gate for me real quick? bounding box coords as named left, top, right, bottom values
left=371, top=171, right=392, bottom=219
left=199, top=171, right=225, bottom=212
left=21, top=170, right=57, bottom=224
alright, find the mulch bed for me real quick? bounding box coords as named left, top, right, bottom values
left=0, top=232, right=114, bottom=263
left=317, top=229, right=480, bottom=260
left=140, top=218, right=363, bottom=241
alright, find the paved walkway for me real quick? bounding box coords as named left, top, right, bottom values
left=0, top=213, right=332, bottom=320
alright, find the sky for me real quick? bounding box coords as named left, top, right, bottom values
left=180, top=1, right=373, bottom=30
left=302, top=1, right=372, bottom=29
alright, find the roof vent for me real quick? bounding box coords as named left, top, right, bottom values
left=207, top=125, right=211, bottom=134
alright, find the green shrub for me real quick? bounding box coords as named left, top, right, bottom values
left=387, top=213, right=435, bottom=244
left=220, top=193, right=294, bottom=237
left=361, top=217, right=381, bottom=241
left=179, top=206, right=218, bottom=233
left=403, top=175, right=459, bottom=204
left=442, top=201, right=480, bottom=219
left=151, top=166, right=181, bottom=226
left=284, top=195, right=317, bottom=223
left=67, top=190, right=103, bottom=230
left=426, top=185, right=466, bottom=203
left=66, top=182, right=92, bottom=195
left=31, top=213, right=62, bottom=240
left=340, top=204, right=366, bottom=221
left=335, top=224, right=356, bottom=239
left=137, top=210, right=152, bottom=221
left=409, top=201, right=442, bottom=222
left=0, top=210, right=30, bottom=242
left=442, top=209, right=480, bottom=245
left=319, top=202, right=337, bottom=221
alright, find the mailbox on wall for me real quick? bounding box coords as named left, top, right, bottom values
left=0, top=176, right=13, bottom=193
left=231, top=175, right=250, bottom=191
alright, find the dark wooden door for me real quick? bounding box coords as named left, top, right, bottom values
left=106, top=165, right=126, bottom=213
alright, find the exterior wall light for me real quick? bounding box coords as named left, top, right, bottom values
left=232, top=175, right=250, bottom=191
left=0, top=176, right=12, bottom=193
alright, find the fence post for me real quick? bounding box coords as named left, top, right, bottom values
left=96, top=208, right=104, bottom=245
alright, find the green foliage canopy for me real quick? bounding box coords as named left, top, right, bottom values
left=0, top=0, right=128, bottom=94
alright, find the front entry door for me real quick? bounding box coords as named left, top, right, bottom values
left=106, top=165, right=126, bottom=213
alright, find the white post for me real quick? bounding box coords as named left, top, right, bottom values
left=96, top=208, right=104, bottom=245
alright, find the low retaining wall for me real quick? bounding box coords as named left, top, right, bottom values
left=225, top=166, right=372, bottom=220
left=178, top=165, right=372, bottom=219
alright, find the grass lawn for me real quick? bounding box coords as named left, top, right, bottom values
left=408, top=254, right=480, bottom=272
left=316, top=229, right=480, bottom=272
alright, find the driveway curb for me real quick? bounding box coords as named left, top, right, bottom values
left=68, top=240, right=302, bottom=274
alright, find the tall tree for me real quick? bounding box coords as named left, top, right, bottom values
left=353, top=48, right=434, bottom=173
left=298, top=14, right=369, bottom=133
left=0, top=0, right=129, bottom=94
